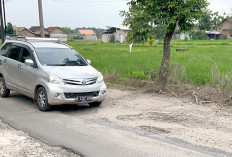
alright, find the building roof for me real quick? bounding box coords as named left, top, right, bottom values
left=16, top=27, right=34, bottom=34
left=102, top=27, right=131, bottom=34
left=205, top=31, right=221, bottom=35
left=227, top=16, right=232, bottom=22
left=29, top=26, right=49, bottom=34
left=47, top=27, right=65, bottom=33
left=222, top=16, right=232, bottom=23
left=16, top=27, right=25, bottom=31
left=79, top=30, right=95, bottom=35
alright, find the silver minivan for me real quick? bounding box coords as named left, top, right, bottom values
left=0, top=38, right=106, bottom=111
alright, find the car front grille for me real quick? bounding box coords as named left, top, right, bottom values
left=64, top=91, right=100, bottom=99
left=63, top=77, right=97, bottom=85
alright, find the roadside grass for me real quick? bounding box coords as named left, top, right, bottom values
left=67, top=40, right=232, bottom=87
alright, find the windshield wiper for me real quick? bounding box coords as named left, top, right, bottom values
left=46, top=63, right=87, bottom=66
left=47, top=64, right=67, bottom=66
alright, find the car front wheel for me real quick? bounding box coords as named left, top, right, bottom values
left=0, top=77, right=10, bottom=98
left=36, top=87, right=52, bottom=111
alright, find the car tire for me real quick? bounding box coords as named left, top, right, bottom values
left=36, top=87, right=52, bottom=112
left=0, top=77, right=10, bottom=98
left=89, top=102, right=102, bottom=107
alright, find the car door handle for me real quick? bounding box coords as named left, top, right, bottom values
left=3, top=59, right=7, bottom=64
left=18, top=64, right=22, bottom=70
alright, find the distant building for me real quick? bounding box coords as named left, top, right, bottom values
left=218, top=16, right=232, bottom=39
left=96, top=34, right=102, bottom=40
left=16, top=27, right=35, bottom=37
left=101, top=27, right=131, bottom=43
left=47, top=27, right=67, bottom=42
left=78, top=30, right=97, bottom=40
left=180, top=33, right=190, bottom=40
left=205, top=31, right=221, bottom=39
left=29, top=26, right=50, bottom=37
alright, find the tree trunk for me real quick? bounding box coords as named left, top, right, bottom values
left=157, top=31, right=174, bottom=92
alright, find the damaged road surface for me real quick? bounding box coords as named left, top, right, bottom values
left=0, top=89, right=232, bottom=157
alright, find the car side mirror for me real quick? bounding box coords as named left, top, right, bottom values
left=25, top=59, right=34, bottom=67
left=86, top=59, right=91, bottom=65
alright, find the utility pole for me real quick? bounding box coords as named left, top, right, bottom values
left=38, top=0, right=45, bottom=37
left=0, top=0, right=5, bottom=43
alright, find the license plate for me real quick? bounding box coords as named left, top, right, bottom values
left=76, top=96, right=93, bottom=102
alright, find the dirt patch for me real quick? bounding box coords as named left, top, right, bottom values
left=101, top=88, right=232, bottom=154
left=0, top=119, right=80, bottom=157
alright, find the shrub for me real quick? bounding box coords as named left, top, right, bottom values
left=147, top=39, right=155, bottom=48
left=189, top=31, right=210, bottom=40
left=109, top=35, right=115, bottom=43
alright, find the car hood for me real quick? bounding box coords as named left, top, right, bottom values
left=42, top=65, right=99, bottom=79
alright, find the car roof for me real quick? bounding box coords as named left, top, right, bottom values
left=4, top=40, right=70, bottom=49
left=30, top=42, right=69, bottom=48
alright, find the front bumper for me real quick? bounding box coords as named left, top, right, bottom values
left=45, top=82, right=107, bottom=105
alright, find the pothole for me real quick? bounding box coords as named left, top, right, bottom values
left=137, top=126, right=171, bottom=134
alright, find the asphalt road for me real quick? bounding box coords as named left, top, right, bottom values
left=0, top=92, right=231, bottom=157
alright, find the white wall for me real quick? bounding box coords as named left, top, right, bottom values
left=50, top=33, right=68, bottom=42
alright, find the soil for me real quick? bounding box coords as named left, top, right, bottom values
left=0, top=119, right=80, bottom=157
left=102, top=88, right=232, bottom=154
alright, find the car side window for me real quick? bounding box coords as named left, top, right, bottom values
left=7, top=45, right=21, bottom=62
left=0, top=43, right=12, bottom=57
left=21, top=48, right=32, bottom=63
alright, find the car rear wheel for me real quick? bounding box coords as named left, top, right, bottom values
left=0, top=77, right=10, bottom=98
left=36, top=87, right=52, bottom=111
left=89, top=102, right=102, bottom=107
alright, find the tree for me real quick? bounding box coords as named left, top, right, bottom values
left=198, top=10, right=224, bottom=31
left=120, top=5, right=155, bottom=43
left=121, top=0, right=208, bottom=91
left=6, top=22, right=14, bottom=35
left=198, top=10, right=213, bottom=30
left=62, top=27, right=72, bottom=34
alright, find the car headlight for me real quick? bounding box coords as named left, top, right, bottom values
left=46, top=72, right=64, bottom=85
left=97, top=72, right=104, bottom=83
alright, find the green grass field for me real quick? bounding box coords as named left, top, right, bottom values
left=68, top=40, right=232, bottom=86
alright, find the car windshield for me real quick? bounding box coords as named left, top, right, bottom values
left=35, top=48, right=87, bottom=66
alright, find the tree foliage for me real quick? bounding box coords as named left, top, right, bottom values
left=198, top=10, right=224, bottom=31
left=6, top=22, right=14, bottom=35
left=121, top=0, right=209, bottom=91
left=198, top=10, right=212, bottom=30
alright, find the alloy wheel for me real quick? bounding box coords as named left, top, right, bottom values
left=0, top=80, right=4, bottom=95
left=38, top=91, right=46, bottom=108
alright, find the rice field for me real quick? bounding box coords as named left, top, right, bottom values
left=67, top=40, right=232, bottom=86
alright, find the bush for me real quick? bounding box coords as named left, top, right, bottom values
left=190, top=31, right=210, bottom=40
left=109, top=35, right=115, bottom=43
left=147, top=39, right=155, bottom=48
left=68, top=36, right=83, bottom=41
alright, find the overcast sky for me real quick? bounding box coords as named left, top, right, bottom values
left=5, top=0, right=232, bottom=29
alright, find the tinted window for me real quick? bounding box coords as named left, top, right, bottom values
left=21, top=48, right=33, bottom=63
left=8, top=45, right=21, bottom=61
left=35, top=48, right=87, bottom=66
left=0, top=43, right=12, bottom=57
